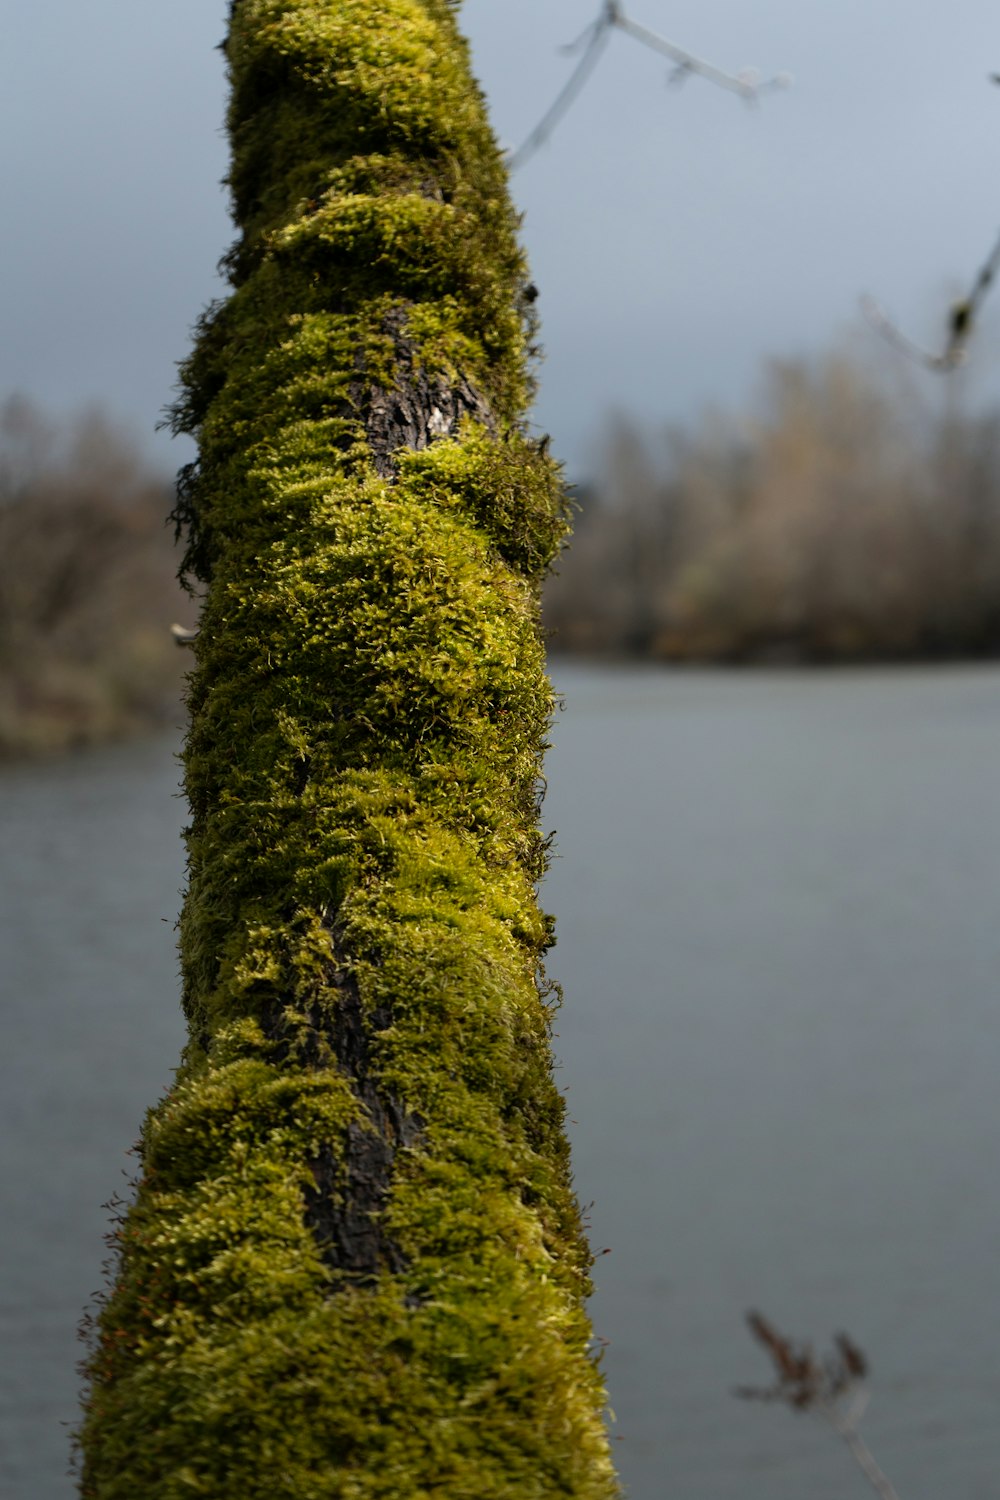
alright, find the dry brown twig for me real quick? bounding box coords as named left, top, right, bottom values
left=506, top=0, right=789, bottom=172
left=736, top=1312, right=902, bottom=1500
left=864, top=75, right=1000, bottom=371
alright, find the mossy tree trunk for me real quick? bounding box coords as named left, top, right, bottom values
left=78, top=3, right=618, bottom=1495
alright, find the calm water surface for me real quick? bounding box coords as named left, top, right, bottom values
left=2, top=666, right=1000, bottom=1498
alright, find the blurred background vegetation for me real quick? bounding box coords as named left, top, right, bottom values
left=548, top=347, right=1000, bottom=663
left=5, top=342, right=1000, bottom=758
left=0, top=397, right=186, bottom=759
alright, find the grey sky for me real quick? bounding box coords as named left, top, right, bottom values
left=3, top=0, right=1000, bottom=477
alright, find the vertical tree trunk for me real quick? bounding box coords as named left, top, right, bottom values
left=77, top=2, right=618, bottom=1496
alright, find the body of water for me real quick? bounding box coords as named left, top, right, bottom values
left=3, top=665, right=1000, bottom=1497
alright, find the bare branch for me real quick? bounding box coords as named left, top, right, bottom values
left=612, top=9, right=787, bottom=102
left=860, top=295, right=960, bottom=371
left=506, top=9, right=613, bottom=172
left=507, top=0, right=788, bottom=172
left=865, top=80, right=1000, bottom=371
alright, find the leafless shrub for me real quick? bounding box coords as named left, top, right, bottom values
left=0, top=396, right=186, bottom=756
left=545, top=351, right=1000, bottom=662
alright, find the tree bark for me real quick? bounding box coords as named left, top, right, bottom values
left=77, top=3, right=618, bottom=1496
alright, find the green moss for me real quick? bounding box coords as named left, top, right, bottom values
left=78, top=2, right=618, bottom=1495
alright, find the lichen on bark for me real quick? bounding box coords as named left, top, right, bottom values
left=76, top=2, right=618, bottom=1495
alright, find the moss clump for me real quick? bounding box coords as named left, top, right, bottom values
left=77, top=2, right=618, bottom=1496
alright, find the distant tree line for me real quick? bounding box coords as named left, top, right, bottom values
left=7, top=346, right=1000, bottom=763
left=0, top=397, right=184, bottom=757
left=545, top=352, right=1000, bottom=662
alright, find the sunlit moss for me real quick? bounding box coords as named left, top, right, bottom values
left=78, top=2, right=617, bottom=1495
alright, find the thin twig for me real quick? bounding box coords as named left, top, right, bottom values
left=613, top=10, right=761, bottom=101
left=864, top=82, right=1000, bottom=372
left=823, top=1402, right=903, bottom=1500
left=861, top=294, right=966, bottom=372
left=506, top=10, right=613, bottom=172
left=507, top=0, right=788, bottom=172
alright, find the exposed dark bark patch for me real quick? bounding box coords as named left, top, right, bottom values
left=260, top=922, right=423, bottom=1285
left=169, top=305, right=498, bottom=587
left=353, top=308, right=495, bottom=480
